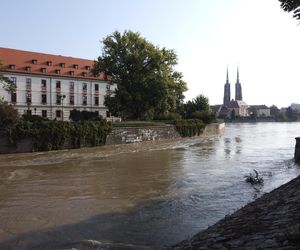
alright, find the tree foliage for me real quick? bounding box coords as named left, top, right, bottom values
left=182, top=94, right=214, bottom=123
left=0, top=100, right=19, bottom=130
left=279, top=0, right=300, bottom=20
left=0, top=61, right=14, bottom=93
left=93, top=30, right=187, bottom=120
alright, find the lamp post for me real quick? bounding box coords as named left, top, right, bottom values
left=61, top=95, right=66, bottom=121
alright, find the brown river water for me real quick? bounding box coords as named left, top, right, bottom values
left=0, top=123, right=300, bottom=249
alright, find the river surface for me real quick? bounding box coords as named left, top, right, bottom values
left=0, top=122, right=300, bottom=249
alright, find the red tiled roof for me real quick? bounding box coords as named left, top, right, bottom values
left=0, top=47, right=107, bottom=81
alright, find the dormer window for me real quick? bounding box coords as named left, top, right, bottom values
left=32, top=59, right=37, bottom=64
left=25, top=66, right=31, bottom=72
left=69, top=71, right=74, bottom=76
left=41, top=67, right=47, bottom=73
left=60, top=63, right=65, bottom=68
left=9, top=64, right=15, bottom=70
left=85, top=65, right=91, bottom=70
left=74, top=64, right=79, bottom=69
left=82, top=72, right=87, bottom=77
left=47, top=61, right=52, bottom=66
left=55, top=69, right=61, bottom=74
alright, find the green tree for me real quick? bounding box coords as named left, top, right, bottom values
left=270, top=105, right=280, bottom=117
left=93, top=30, right=187, bottom=120
left=0, top=100, right=19, bottom=130
left=286, top=106, right=298, bottom=121
left=279, top=0, right=300, bottom=20
left=0, top=61, right=13, bottom=93
left=182, top=94, right=211, bottom=118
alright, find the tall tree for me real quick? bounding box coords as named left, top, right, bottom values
left=93, top=31, right=187, bottom=120
left=279, top=0, right=300, bottom=20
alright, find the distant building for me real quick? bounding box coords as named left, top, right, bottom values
left=290, top=103, right=300, bottom=111
left=249, top=105, right=271, bottom=117
left=0, top=47, right=116, bottom=120
left=221, top=66, right=248, bottom=117
left=228, top=100, right=249, bottom=117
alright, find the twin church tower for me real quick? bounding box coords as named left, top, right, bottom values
left=223, top=67, right=242, bottom=106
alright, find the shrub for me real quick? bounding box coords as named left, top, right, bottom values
left=70, top=109, right=103, bottom=122
left=154, top=112, right=182, bottom=121
left=190, top=110, right=215, bottom=124
left=0, top=101, right=19, bottom=130
left=175, top=119, right=205, bottom=137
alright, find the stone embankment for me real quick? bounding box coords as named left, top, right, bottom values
left=173, top=175, right=300, bottom=249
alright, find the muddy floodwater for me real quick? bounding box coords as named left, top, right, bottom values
left=0, top=123, right=300, bottom=249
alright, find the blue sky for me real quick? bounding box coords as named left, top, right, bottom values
left=1, top=0, right=300, bottom=107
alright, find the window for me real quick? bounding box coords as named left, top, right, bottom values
left=47, top=61, right=52, bottom=66
left=10, top=77, right=17, bottom=87
left=60, top=63, right=65, bottom=67
left=106, top=84, right=110, bottom=91
left=74, top=64, right=78, bottom=69
left=56, top=95, right=61, bottom=105
left=42, top=94, right=47, bottom=104
left=94, top=96, right=99, bottom=106
left=56, top=81, right=61, bottom=89
left=9, top=64, right=15, bottom=70
left=82, top=83, right=87, bottom=91
left=70, top=82, right=74, bottom=89
left=41, top=67, right=47, bottom=73
left=86, top=65, right=91, bottom=70
left=82, top=72, right=87, bottom=77
left=42, top=110, right=47, bottom=118
left=56, top=110, right=61, bottom=118
left=82, top=96, right=87, bottom=105
left=69, top=71, right=74, bottom=76
left=70, top=95, right=74, bottom=105
left=32, top=59, right=37, bottom=64
left=95, top=84, right=99, bottom=91
left=11, top=93, right=17, bottom=103
left=26, top=78, right=31, bottom=88
left=55, top=69, right=61, bottom=74
left=25, top=66, right=31, bottom=72
left=26, top=93, right=31, bottom=104
left=41, top=79, right=46, bottom=87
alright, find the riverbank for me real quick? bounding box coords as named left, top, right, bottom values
left=0, top=123, right=225, bottom=154
left=173, top=174, right=300, bottom=249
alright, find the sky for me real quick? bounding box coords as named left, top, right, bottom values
left=1, top=0, right=300, bottom=108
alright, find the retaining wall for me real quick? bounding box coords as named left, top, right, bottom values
left=0, top=123, right=225, bottom=153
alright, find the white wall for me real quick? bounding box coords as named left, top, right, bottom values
left=0, top=72, right=115, bottom=120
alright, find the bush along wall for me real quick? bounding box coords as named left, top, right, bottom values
left=6, top=120, right=112, bottom=151
left=175, top=119, right=205, bottom=137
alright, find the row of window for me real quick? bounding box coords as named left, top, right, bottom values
left=18, top=78, right=104, bottom=92
left=11, top=93, right=100, bottom=106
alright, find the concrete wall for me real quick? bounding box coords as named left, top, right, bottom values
left=0, top=123, right=225, bottom=154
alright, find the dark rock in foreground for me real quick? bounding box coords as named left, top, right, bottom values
left=173, top=175, right=300, bottom=249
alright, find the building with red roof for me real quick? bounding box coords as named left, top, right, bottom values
left=0, top=47, right=114, bottom=120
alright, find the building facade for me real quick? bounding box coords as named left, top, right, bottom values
left=0, top=47, right=115, bottom=120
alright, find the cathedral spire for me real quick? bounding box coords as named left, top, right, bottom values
left=223, top=67, right=231, bottom=106
left=235, top=66, right=242, bottom=101
left=226, top=66, right=229, bottom=84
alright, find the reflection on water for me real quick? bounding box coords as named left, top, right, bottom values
left=0, top=123, right=300, bottom=249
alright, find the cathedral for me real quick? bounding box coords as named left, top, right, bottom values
left=222, top=67, right=248, bottom=117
